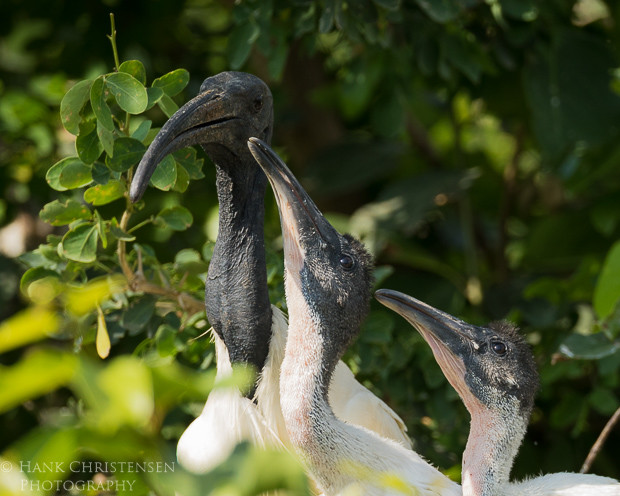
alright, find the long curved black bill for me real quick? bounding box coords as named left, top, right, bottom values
left=129, top=90, right=234, bottom=203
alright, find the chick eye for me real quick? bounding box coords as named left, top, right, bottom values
left=253, top=95, right=263, bottom=111
left=339, top=254, right=355, bottom=271
left=491, top=340, right=507, bottom=356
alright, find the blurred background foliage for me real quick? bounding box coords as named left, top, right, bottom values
left=1, top=0, right=620, bottom=494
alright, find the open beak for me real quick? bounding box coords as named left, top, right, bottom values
left=374, top=289, right=482, bottom=401
left=130, top=89, right=237, bottom=202
left=247, top=137, right=339, bottom=273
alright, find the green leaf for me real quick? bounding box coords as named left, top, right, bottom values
left=84, top=180, right=125, bottom=206
left=172, top=162, right=190, bottom=193
left=319, top=0, right=335, bottom=32
left=0, top=349, right=76, bottom=414
left=46, top=157, right=91, bottom=191
left=90, top=76, right=114, bottom=131
left=559, top=333, right=620, bottom=360
left=228, top=22, right=260, bottom=69
left=146, top=86, right=164, bottom=110
left=119, top=59, right=146, bottom=85
left=594, top=241, right=620, bottom=319
left=76, top=120, right=103, bottom=164
left=60, top=79, right=93, bottom=135
left=62, top=223, right=99, bottom=263
left=20, top=267, right=60, bottom=295
left=152, top=69, right=190, bottom=97
left=92, top=161, right=112, bottom=185
left=106, top=72, right=148, bottom=114
left=173, top=148, right=204, bottom=179
left=155, top=205, right=193, bottom=231
left=372, top=0, right=400, bottom=10
left=105, top=137, right=146, bottom=172
left=131, top=119, right=152, bottom=142
left=97, top=119, right=114, bottom=156
left=121, top=296, right=156, bottom=334
left=58, top=160, right=92, bottom=190
left=40, top=199, right=91, bottom=226
left=149, top=155, right=177, bottom=190
left=157, top=94, right=179, bottom=118
left=94, top=210, right=107, bottom=249
left=109, top=218, right=136, bottom=242
left=415, top=0, right=461, bottom=23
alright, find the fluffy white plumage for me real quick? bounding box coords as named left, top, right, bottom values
left=177, top=306, right=411, bottom=473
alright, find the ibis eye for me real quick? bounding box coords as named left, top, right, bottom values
left=253, top=95, right=263, bottom=111
left=491, top=340, right=507, bottom=356
left=339, top=254, right=354, bottom=271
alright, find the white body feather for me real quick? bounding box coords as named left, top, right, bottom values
left=177, top=306, right=411, bottom=473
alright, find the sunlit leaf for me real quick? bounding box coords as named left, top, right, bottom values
left=157, top=94, right=179, bottom=118
left=106, top=72, right=148, bottom=114
left=155, top=205, right=193, bottom=231
left=119, top=59, right=146, bottom=85
left=152, top=69, right=190, bottom=97
left=97, top=119, right=115, bottom=157
left=0, top=349, right=77, bottom=414
left=173, top=162, right=190, bottom=193
left=58, top=160, right=92, bottom=190
left=96, top=305, right=111, bottom=359
left=84, top=180, right=125, bottom=206
left=0, top=307, right=59, bottom=354
left=60, top=79, right=92, bottom=135
left=131, top=119, right=152, bottom=142
left=39, top=199, right=91, bottom=226
left=149, top=155, right=177, bottom=191
left=61, top=223, right=99, bottom=263
left=65, top=275, right=126, bottom=316
left=46, top=157, right=91, bottom=191
left=90, top=76, right=114, bottom=132
left=173, top=148, right=204, bottom=179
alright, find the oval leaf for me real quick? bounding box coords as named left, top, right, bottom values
left=149, top=155, right=177, bottom=190
left=594, top=241, right=620, bottom=319
left=156, top=205, right=193, bottom=231
left=84, top=180, right=126, bottom=206
left=76, top=120, right=103, bottom=164
left=119, top=60, right=146, bottom=85
left=62, top=223, right=99, bottom=263
left=228, top=22, right=260, bottom=69
left=58, top=160, right=92, bottom=190
left=90, top=76, right=114, bottom=131
left=60, top=79, right=93, bottom=135
left=40, top=199, right=92, bottom=226
left=152, top=69, right=190, bottom=97
left=146, top=87, right=164, bottom=110
left=97, top=120, right=114, bottom=157
left=46, top=157, right=89, bottom=191
left=106, top=72, right=148, bottom=114
left=105, top=137, right=146, bottom=172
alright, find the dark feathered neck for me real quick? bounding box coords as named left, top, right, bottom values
left=204, top=145, right=272, bottom=380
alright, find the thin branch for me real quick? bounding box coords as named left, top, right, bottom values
left=107, top=13, right=121, bottom=72
left=580, top=406, right=620, bottom=473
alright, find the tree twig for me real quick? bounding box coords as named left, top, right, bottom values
left=580, top=405, right=620, bottom=473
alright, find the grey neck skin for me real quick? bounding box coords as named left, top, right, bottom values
left=203, top=144, right=272, bottom=387
left=461, top=381, right=529, bottom=496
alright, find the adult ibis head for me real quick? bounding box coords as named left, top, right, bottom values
left=129, top=72, right=274, bottom=384
left=130, top=71, right=273, bottom=202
